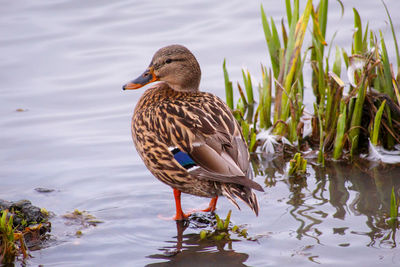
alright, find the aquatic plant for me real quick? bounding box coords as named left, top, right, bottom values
left=0, top=202, right=53, bottom=264
left=62, top=209, right=103, bottom=227
left=0, top=200, right=54, bottom=264
left=199, top=210, right=248, bottom=241
left=0, top=210, right=28, bottom=264
left=62, top=210, right=103, bottom=238
left=223, top=0, right=400, bottom=162
left=288, top=153, right=307, bottom=176
left=388, top=187, right=399, bottom=227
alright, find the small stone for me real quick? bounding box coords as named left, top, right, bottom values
left=11, top=199, right=32, bottom=209
left=0, top=199, right=12, bottom=210
left=35, top=187, right=55, bottom=193
left=8, top=199, right=46, bottom=228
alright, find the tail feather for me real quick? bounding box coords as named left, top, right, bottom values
left=221, top=184, right=259, bottom=216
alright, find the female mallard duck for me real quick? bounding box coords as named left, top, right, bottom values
left=123, top=44, right=263, bottom=220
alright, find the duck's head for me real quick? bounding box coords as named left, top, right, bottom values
left=123, top=44, right=201, bottom=92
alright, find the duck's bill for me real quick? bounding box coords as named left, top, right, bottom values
left=123, top=67, right=158, bottom=90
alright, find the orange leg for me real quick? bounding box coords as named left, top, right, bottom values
left=201, top=196, right=218, bottom=212
left=173, top=188, right=191, bottom=221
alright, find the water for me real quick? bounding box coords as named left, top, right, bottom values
left=1, top=0, right=400, bottom=266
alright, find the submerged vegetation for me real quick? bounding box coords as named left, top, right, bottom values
left=0, top=203, right=102, bottom=264
left=199, top=210, right=248, bottom=242
left=0, top=200, right=51, bottom=264
left=0, top=210, right=28, bottom=264
left=224, top=0, right=400, bottom=164
left=288, top=153, right=307, bottom=176
left=62, top=209, right=103, bottom=237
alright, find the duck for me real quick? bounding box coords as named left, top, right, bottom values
left=123, top=44, right=263, bottom=220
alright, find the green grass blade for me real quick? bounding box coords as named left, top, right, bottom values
left=215, top=214, right=223, bottom=230
left=280, top=19, right=288, bottom=50
left=380, top=31, right=394, bottom=99
left=371, top=100, right=386, bottom=146
left=317, top=0, right=328, bottom=38
left=353, top=8, right=363, bottom=54
left=285, top=0, right=292, bottom=26
left=332, top=46, right=342, bottom=77
left=311, top=5, right=328, bottom=47
left=293, top=0, right=299, bottom=25
left=311, top=36, right=326, bottom=104
left=1, top=209, right=6, bottom=228
left=261, top=4, right=281, bottom=78
left=333, top=101, right=347, bottom=160
left=223, top=59, right=233, bottom=109
left=259, top=66, right=272, bottom=129
left=390, top=187, right=398, bottom=219
left=362, top=22, right=369, bottom=52
left=327, top=72, right=345, bottom=133
left=280, top=0, right=312, bottom=126
left=342, top=48, right=349, bottom=69
left=241, top=119, right=249, bottom=143
left=314, top=102, right=325, bottom=165
left=223, top=210, right=232, bottom=229
left=242, top=69, right=254, bottom=105
left=382, top=0, right=400, bottom=68
left=349, top=73, right=368, bottom=156
left=393, top=78, right=400, bottom=106
left=237, top=83, right=248, bottom=106
left=249, top=130, right=257, bottom=152
left=336, top=0, right=344, bottom=17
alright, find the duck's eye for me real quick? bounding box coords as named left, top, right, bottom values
left=165, top=59, right=172, bottom=64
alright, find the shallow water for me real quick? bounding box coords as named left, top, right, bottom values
left=1, top=0, right=400, bottom=266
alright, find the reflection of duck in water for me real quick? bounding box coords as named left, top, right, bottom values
left=123, top=45, right=263, bottom=220
left=146, top=220, right=249, bottom=267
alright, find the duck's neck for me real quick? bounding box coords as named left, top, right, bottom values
left=168, top=83, right=200, bottom=92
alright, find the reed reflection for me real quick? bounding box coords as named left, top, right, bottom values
left=255, top=153, right=400, bottom=248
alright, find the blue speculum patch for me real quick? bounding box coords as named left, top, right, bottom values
left=172, top=148, right=197, bottom=169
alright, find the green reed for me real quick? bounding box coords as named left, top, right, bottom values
left=388, top=187, right=398, bottom=227
left=223, top=59, right=233, bottom=110
left=371, top=100, right=386, bottom=146
left=223, top=0, right=400, bottom=160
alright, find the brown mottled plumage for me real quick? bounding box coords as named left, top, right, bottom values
left=123, top=44, right=263, bottom=220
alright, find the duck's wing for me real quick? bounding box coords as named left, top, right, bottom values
left=160, top=93, right=263, bottom=192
